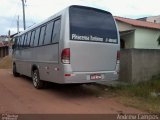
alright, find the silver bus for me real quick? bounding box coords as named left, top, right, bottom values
left=13, top=5, right=120, bottom=89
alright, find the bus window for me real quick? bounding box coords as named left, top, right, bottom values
left=13, top=37, right=18, bottom=49
left=52, top=19, right=61, bottom=43
left=34, top=28, right=40, bottom=46
left=23, top=33, right=28, bottom=48
left=44, top=21, right=54, bottom=45
left=26, top=31, right=31, bottom=47
left=17, top=37, right=20, bottom=49
left=30, top=30, right=35, bottom=47
left=69, top=6, right=118, bottom=43
left=39, top=25, right=46, bottom=46
left=19, top=36, right=23, bottom=48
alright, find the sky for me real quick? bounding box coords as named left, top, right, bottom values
left=0, top=0, right=160, bottom=35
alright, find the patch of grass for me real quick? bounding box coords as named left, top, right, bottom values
left=118, top=78, right=160, bottom=98
left=119, top=96, right=160, bottom=113
left=0, top=56, right=12, bottom=69
left=107, top=76, right=160, bottom=113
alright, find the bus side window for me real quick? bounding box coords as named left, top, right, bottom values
left=21, top=35, right=25, bottom=48
left=13, top=37, right=17, bottom=49
left=39, top=25, right=46, bottom=46
left=33, top=27, right=40, bottom=47
left=30, top=30, right=35, bottom=47
left=26, top=31, right=31, bottom=47
left=44, top=21, right=54, bottom=45
left=16, top=37, right=19, bottom=49
left=52, top=19, right=61, bottom=43
left=23, top=33, right=28, bottom=48
left=23, top=34, right=26, bottom=48
left=19, top=36, right=22, bottom=49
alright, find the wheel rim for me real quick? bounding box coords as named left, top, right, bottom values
left=33, top=72, right=38, bottom=87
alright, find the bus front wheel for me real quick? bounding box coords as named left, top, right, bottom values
left=32, top=69, right=44, bottom=89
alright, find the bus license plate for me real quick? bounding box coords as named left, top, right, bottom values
left=90, top=74, right=102, bottom=80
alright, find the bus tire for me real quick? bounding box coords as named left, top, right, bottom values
left=32, top=69, right=44, bottom=89
left=13, top=64, right=20, bottom=77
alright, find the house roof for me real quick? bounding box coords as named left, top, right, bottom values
left=115, top=16, right=160, bottom=30
left=0, top=41, right=12, bottom=47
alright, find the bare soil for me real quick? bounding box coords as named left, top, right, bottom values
left=0, top=56, right=12, bottom=69
left=0, top=69, right=145, bottom=114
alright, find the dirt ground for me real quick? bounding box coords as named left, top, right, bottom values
left=0, top=69, right=145, bottom=114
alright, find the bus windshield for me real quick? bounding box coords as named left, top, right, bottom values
left=69, top=6, right=118, bottom=43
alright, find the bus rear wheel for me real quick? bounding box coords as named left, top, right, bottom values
left=32, top=69, right=44, bottom=89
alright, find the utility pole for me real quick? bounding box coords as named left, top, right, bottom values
left=17, top=16, right=19, bottom=33
left=21, top=0, right=26, bottom=30
left=8, top=30, right=11, bottom=40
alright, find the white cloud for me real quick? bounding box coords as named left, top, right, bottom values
left=0, top=0, right=160, bottom=35
left=1, top=0, right=21, bottom=17
left=25, top=0, right=96, bottom=21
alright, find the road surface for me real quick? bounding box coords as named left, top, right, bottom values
left=0, top=69, right=144, bottom=114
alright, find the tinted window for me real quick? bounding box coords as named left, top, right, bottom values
left=39, top=25, right=46, bottom=46
left=23, top=34, right=28, bottom=48
left=14, top=37, right=18, bottom=49
left=30, top=30, right=35, bottom=47
left=69, top=6, right=118, bottom=43
left=20, top=35, right=24, bottom=48
left=17, top=37, right=20, bottom=48
left=52, top=19, right=61, bottom=43
left=34, top=28, right=40, bottom=46
left=26, top=31, right=31, bottom=47
left=44, top=21, right=54, bottom=45
left=13, top=37, right=17, bottom=44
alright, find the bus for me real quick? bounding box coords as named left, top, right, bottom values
left=12, top=5, right=120, bottom=89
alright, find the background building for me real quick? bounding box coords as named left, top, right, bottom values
left=0, top=35, right=8, bottom=42
left=138, top=15, right=160, bottom=24
left=115, top=16, right=160, bottom=49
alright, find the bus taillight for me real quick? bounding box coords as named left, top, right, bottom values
left=61, top=48, right=70, bottom=64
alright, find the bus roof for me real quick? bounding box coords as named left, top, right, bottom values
left=15, top=5, right=112, bottom=37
